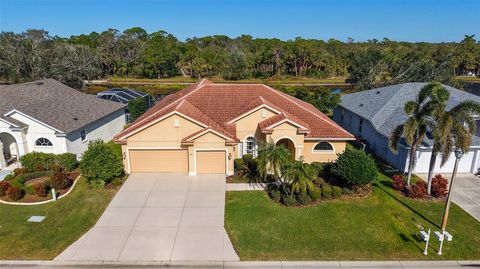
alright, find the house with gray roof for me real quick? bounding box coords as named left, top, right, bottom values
left=333, top=82, right=480, bottom=174
left=0, top=79, right=126, bottom=169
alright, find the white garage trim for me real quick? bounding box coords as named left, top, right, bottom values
left=126, top=147, right=183, bottom=174
left=192, top=148, right=229, bottom=176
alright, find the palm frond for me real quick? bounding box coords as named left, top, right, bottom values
left=389, top=125, right=404, bottom=154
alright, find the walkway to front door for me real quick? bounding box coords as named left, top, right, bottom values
left=56, top=173, right=239, bottom=261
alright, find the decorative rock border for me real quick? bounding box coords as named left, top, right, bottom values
left=0, top=175, right=81, bottom=206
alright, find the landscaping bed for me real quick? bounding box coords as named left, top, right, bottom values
left=0, top=177, right=119, bottom=259
left=225, top=172, right=480, bottom=260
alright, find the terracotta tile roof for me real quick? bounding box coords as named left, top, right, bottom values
left=115, top=79, right=353, bottom=141
left=258, top=112, right=310, bottom=134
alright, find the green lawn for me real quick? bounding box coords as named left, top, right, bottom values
left=225, top=173, right=480, bottom=260
left=0, top=178, right=118, bottom=259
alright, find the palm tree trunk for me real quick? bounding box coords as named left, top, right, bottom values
left=427, top=152, right=437, bottom=196
left=406, top=145, right=417, bottom=186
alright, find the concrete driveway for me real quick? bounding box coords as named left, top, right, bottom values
left=419, top=173, right=480, bottom=222
left=56, top=173, right=239, bottom=261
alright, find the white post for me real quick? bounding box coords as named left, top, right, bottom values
left=438, top=230, right=445, bottom=255
left=423, top=229, right=431, bottom=255
left=51, top=188, right=57, bottom=201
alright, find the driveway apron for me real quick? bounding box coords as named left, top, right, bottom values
left=55, top=173, right=239, bottom=261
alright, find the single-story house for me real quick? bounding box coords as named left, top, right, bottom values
left=333, top=82, right=480, bottom=174
left=115, top=79, right=354, bottom=175
left=0, top=79, right=127, bottom=169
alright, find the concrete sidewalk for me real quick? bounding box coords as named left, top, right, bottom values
left=0, top=260, right=479, bottom=268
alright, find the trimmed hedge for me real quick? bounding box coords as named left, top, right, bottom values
left=56, top=153, right=79, bottom=172
left=19, top=152, right=78, bottom=172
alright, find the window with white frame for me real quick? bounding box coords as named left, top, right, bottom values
left=313, top=142, right=334, bottom=152
left=244, top=136, right=257, bottom=157
left=80, top=129, right=88, bottom=142
left=35, top=137, right=53, bottom=147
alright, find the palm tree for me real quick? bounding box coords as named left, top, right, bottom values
left=256, top=138, right=292, bottom=182
left=389, top=82, right=448, bottom=186
left=282, top=157, right=316, bottom=194
left=426, top=100, right=480, bottom=194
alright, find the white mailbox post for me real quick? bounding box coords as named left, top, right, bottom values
left=435, top=230, right=453, bottom=255
left=419, top=229, right=431, bottom=255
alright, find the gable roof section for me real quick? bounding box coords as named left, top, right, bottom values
left=258, top=112, right=310, bottom=134
left=339, top=82, right=480, bottom=146
left=116, top=79, right=353, bottom=141
left=0, top=79, right=125, bottom=134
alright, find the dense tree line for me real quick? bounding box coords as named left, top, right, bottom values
left=1, top=28, right=479, bottom=90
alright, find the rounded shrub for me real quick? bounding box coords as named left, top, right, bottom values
left=13, top=167, right=28, bottom=177
left=342, top=187, right=354, bottom=195
left=408, top=181, right=427, bottom=199
left=6, top=186, right=25, bottom=201
left=330, top=148, right=378, bottom=187
left=33, top=182, right=50, bottom=197
left=0, top=181, right=11, bottom=197
left=321, top=185, right=332, bottom=199
left=308, top=185, right=321, bottom=201
left=19, top=152, right=56, bottom=172
left=297, top=192, right=312, bottom=205
left=80, top=140, right=124, bottom=185
left=56, top=153, right=79, bottom=172
left=49, top=171, right=72, bottom=190
left=332, top=186, right=342, bottom=198
left=281, top=194, right=298, bottom=206
left=392, top=174, right=406, bottom=191
left=431, top=174, right=448, bottom=198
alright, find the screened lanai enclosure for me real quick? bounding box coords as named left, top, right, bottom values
left=96, top=88, right=153, bottom=106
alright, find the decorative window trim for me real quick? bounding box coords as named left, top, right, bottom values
left=35, top=137, right=53, bottom=147
left=80, top=129, right=88, bottom=142
left=243, top=136, right=257, bottom=157
left=312, top=142, right=335, bottom=153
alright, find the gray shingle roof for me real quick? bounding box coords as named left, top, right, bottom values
left=339, top=82, right=480, bottom=147
left=0, top=79, right=125, bottom=133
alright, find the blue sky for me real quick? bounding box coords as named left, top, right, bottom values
left=0, top=0, right=478, bottom=42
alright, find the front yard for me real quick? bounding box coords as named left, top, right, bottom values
left=225, top=172, right=480, bottom=260
left=0, top=177, right=118, bottom=259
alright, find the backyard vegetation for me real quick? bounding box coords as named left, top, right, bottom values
left=225, top=172, right=480, bottom=260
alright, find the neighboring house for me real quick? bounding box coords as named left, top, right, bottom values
left=115, top=79, right=354, bottom=175
left=333, top=82, right=480, bottom=174
left=0, top=79, right=126, bottom=169
left=97, top=88, right=153, bottom=123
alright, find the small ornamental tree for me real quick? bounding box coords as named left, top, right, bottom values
left=80, top=140, right=124, bottom=186
left=331, top=148, right=378, bottom=187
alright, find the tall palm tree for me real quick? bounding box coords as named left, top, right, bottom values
left=256, top=138, right=292, bottom=182
left=282, top=157, right=316, bottom=194
left=426, top=100, right=480, bottom=194
left=389, top=82, right=448, bottom=186
left=427, top=100, right=480, bottom=195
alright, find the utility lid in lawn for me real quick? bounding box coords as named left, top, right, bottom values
left=27, top=216, right=45, bottom=222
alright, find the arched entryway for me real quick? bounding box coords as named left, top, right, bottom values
left=276, top=138, right=296, bottom=159
left=0, top=132, right=19, bottom=168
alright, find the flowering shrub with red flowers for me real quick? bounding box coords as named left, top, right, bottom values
left=431, top=174, right=448, bottom=198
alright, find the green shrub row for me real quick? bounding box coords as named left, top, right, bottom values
left=19, top=152, right=79, bottom=172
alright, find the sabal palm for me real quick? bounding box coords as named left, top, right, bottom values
left=389, top=82, right=449, bottom=186
left=256, top=138, right=292, bottom=182
left=427, top=100, right=480, bottom=194
left=282, top=157, right=316, bottom=194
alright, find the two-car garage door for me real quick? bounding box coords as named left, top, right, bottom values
left=129, top=149, right=226, bottom=174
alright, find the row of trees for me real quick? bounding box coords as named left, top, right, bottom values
left=1, top=28, right=479, bottom=89
left=389, top=82, right=480, bottom=195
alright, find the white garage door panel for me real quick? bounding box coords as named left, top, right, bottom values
left=415, top=150, right=476, bottom=173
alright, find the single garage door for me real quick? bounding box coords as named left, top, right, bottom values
left=129, top=149, right=188, bottom=173
left=196, top=150, right=226, bottom=174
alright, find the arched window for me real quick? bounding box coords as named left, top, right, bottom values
left=244, top=136, right=257, bottom=157
left=313, top=142, right=334, bottom=152
left=35, top=138, right=53, bottom=147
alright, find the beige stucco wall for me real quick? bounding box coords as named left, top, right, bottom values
left=125, top=114, right=203, bottom=148
left=190, top=131, right=235, bottom=175
left=266, top=122, right=305, bottom=159
left=235, top=107, right=275, bottom=142
left=302, top=141, right=346, bottom=163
